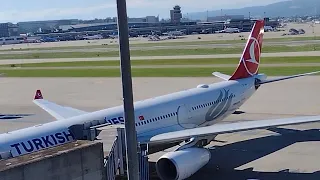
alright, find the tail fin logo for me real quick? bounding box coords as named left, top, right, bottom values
left=34, top=90, right=43, bottom=100
left=229, top=20, right=264, bottom=80
left=242, top=36, right=261, bottom=75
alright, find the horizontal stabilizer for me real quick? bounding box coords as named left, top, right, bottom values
left=259, top=71, right=320, bottom=84
left=33, top=90, right=88, bottom=120
left=212, top=72, right=231, bottom=81
left=148, top=115, right=320, bottom=144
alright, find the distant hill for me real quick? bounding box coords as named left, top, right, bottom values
left=187, top=0, right=320, bottom=20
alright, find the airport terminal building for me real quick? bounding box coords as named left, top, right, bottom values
left=33, top=17, right=279, bottom=40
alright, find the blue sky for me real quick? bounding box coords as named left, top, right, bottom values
left=1, top=0, right=284, bottom=22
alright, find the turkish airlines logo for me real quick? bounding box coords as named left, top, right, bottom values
left=35, top=90, right=43, bottom=99
left=242, top=36, right=260, bottom=75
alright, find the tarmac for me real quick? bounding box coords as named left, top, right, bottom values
left=0, top=77, right=319, bottom=180
left=1, top=51, right=320, bottom=65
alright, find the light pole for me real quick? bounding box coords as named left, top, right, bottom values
left=116, top=0, right=140, bottom=179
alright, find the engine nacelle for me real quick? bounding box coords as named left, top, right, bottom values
left=156, top=148, right=211, bottom=180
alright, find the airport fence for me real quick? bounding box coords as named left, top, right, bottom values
left=104, top=127, right=149, bottom=180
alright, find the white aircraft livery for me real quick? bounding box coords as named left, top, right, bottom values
left=1, top=20, right=320, bottom=180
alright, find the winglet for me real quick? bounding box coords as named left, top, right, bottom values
left=34, top=90, right=43, bottom=100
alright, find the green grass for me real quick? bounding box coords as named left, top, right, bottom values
left=264, top=36, right=320, bottom=42
left=2, top=56, right=320, bottom=68
left=1, top=66, right=319, bottom=77
left=1, top=44, right=320, bottom=59
left=130, top=36, right=320, bottom=47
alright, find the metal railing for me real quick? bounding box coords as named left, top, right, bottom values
left=138, top=144, right=149, bottom=180
left=105, top=128, right=125, bottom=180
left=104, top=127, right=149, bottom=180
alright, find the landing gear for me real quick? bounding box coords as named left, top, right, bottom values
left=177, top=135, right=217, bottom=151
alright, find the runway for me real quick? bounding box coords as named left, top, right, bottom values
left=1, top=51, right=320, bottom=65
left=0, top=77, right=319, bottom=180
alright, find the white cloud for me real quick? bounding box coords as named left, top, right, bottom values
left=0, top=0, right=284, bottom=22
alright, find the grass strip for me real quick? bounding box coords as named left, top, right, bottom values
left=2, top=56, right=320, bottom=68
left=1, top=44, right=320, bottom=59
left=1, top=66, right=319, bottom=77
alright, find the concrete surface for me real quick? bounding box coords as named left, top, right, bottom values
left=0, top=140, right=106, bottom=180
left=2, top=51, right=320, bottom=65
left=0, top=77, right=319, bottom=180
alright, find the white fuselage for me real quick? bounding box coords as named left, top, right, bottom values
left=0, top=77, right=257, bottom=158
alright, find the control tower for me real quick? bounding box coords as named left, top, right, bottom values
left=170, top=5, right=182, bottom=23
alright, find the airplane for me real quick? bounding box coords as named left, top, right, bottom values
left=1, top=20, right=320, bottom=180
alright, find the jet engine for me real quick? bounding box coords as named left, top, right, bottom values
left=156, top=148, right=211, bottom=180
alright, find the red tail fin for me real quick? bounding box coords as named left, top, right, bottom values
left=229, top=20, right=264, bottom=80
left=34, top=90, right=43, bottom=100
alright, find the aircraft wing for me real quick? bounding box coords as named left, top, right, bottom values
left=33, top=90, right=88, bottom=120
left=148, top=115, right=320, bottom=144
left=259, top=71, right=320, bottom=84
